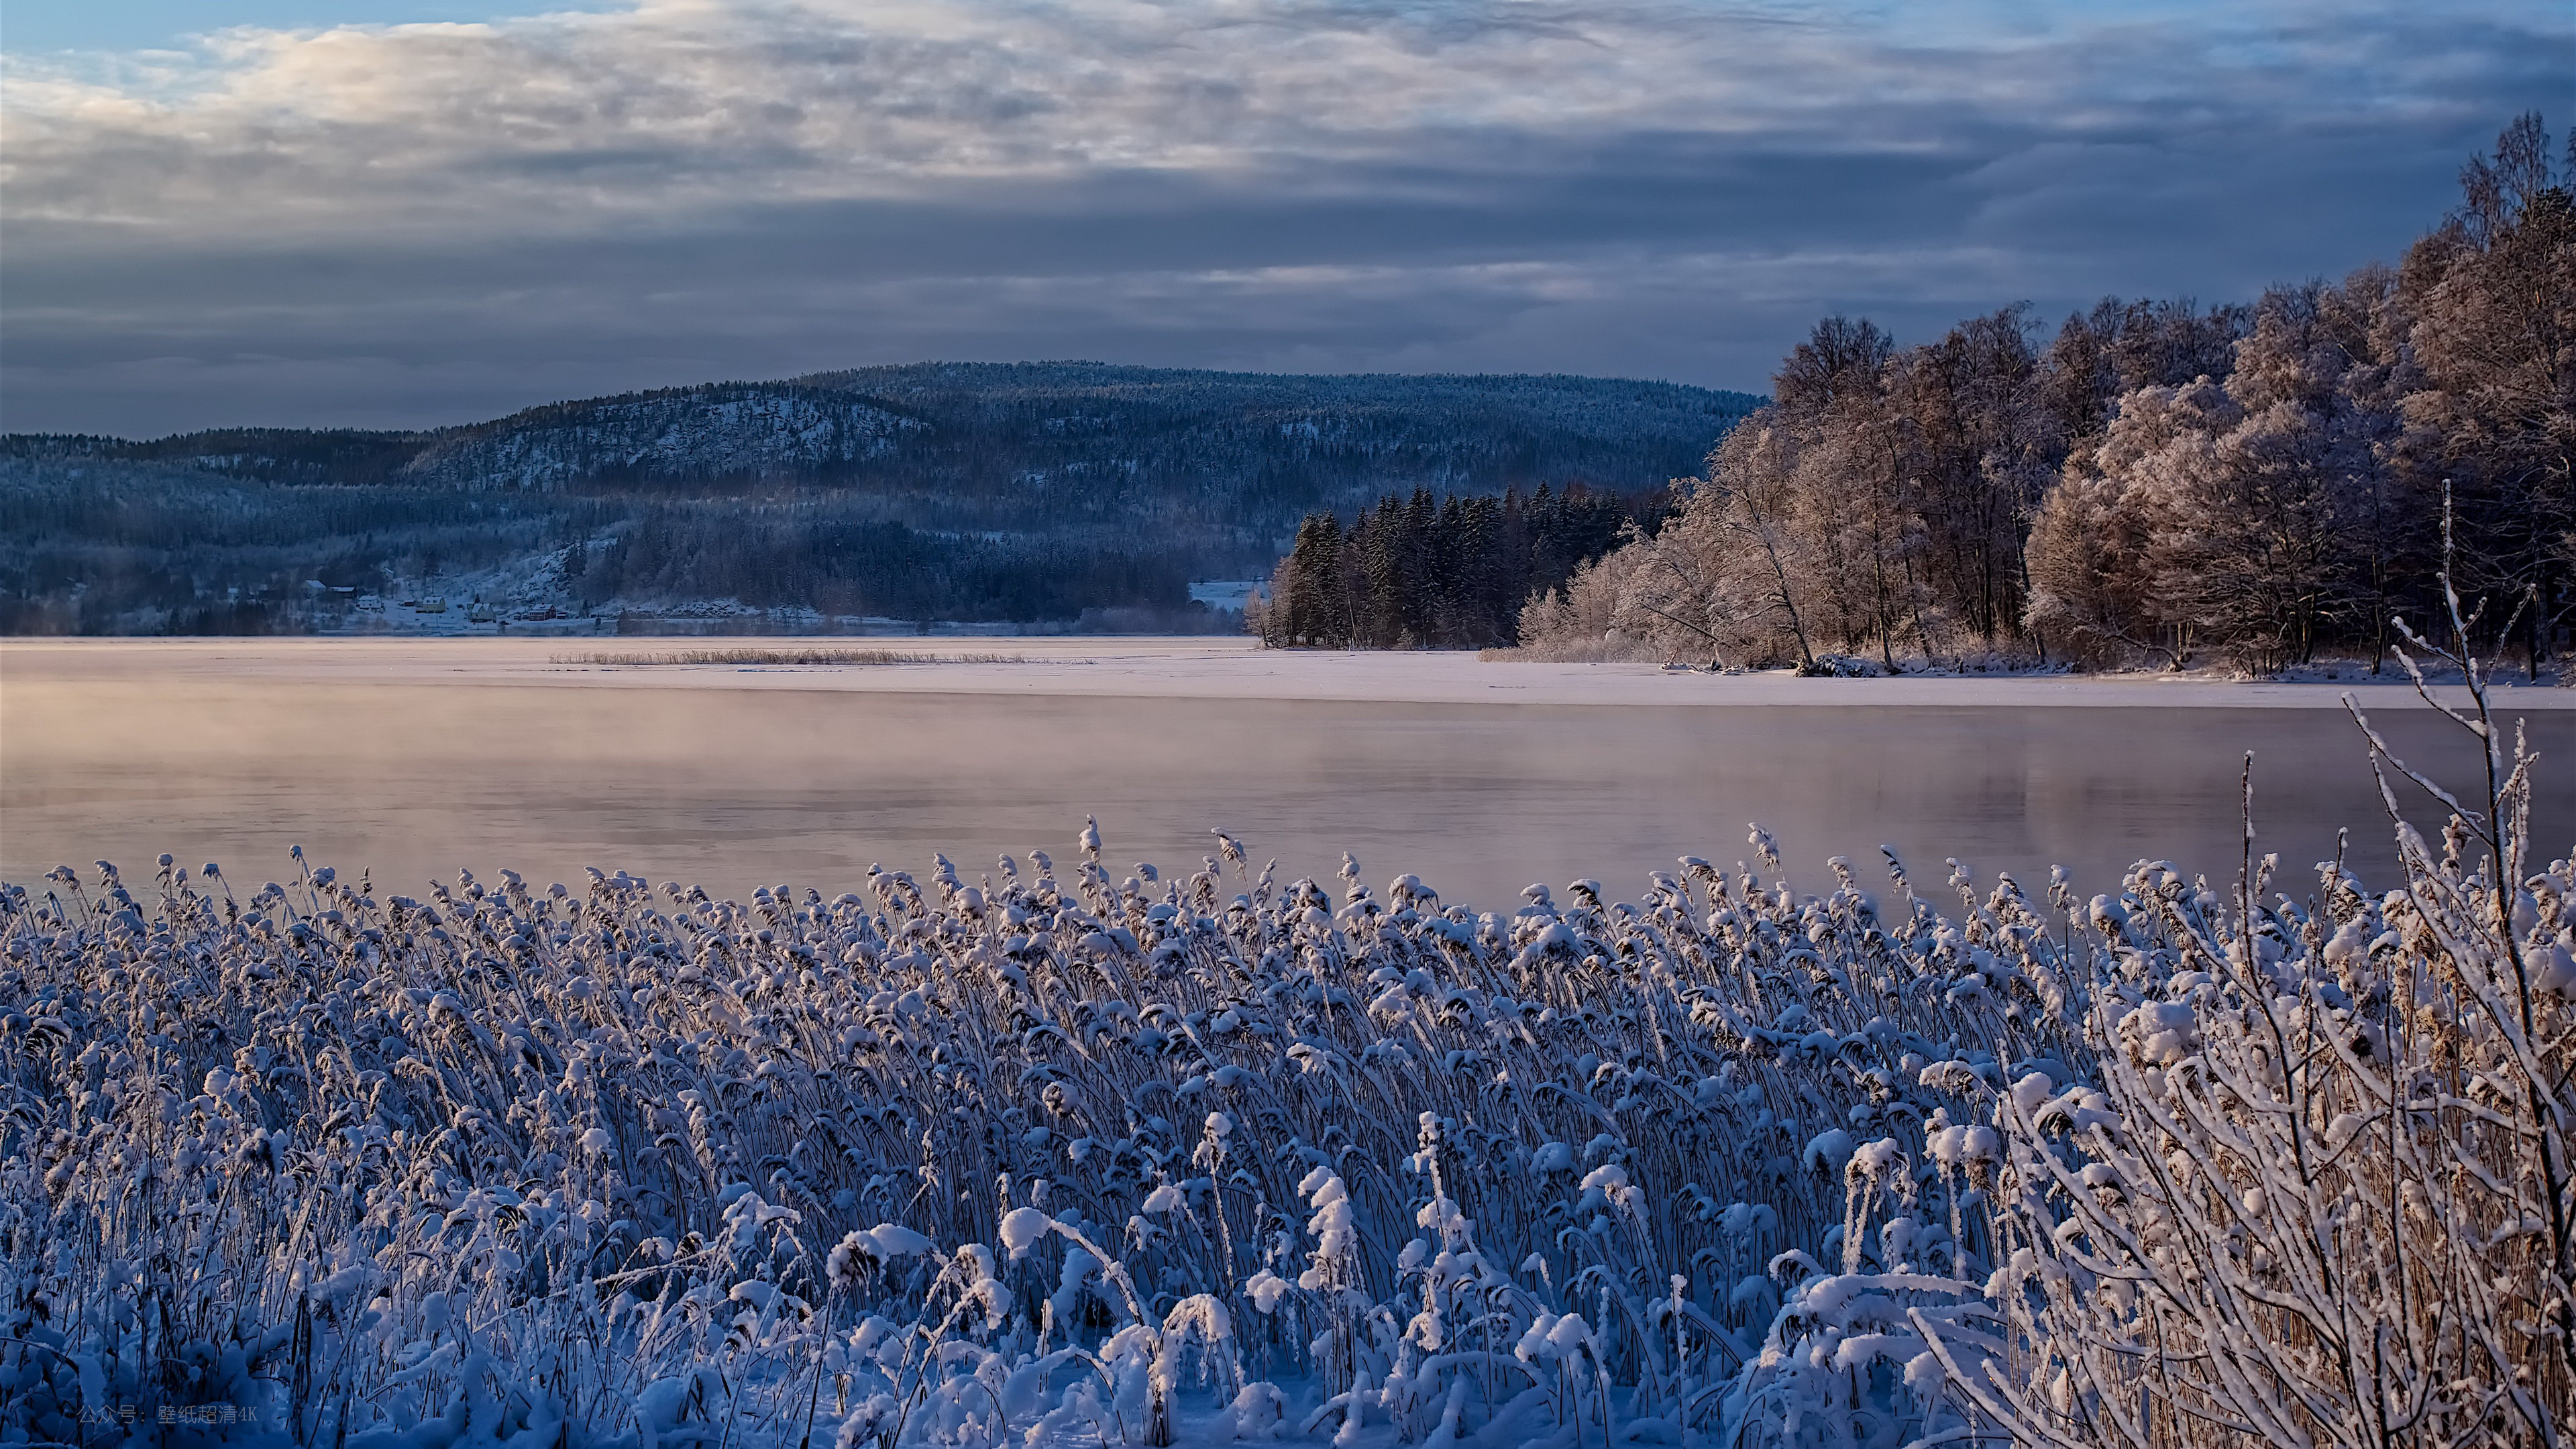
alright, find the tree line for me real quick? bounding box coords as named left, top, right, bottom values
left=1505, top=114, right=2571, bottom=675
left=570, top=500, right=1202, bottom=627
left=1250, top=483, right=1666, bottom=649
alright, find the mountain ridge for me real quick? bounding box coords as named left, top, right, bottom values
left=1, top=362, right=1762, bottom=633
left=11, top=362, right=1759, bottom=477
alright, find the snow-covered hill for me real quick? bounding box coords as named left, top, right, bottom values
left=399, top=385, right=924, bottom=491
left=28, top=364, right=1756, bottom=506
left=1, top=364, right=1762, bottom=633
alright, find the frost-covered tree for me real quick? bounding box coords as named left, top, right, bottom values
left=2025, top=377, right=2239, bottom=667
left=1512, top=117, right=2564, bottom=677
left=2026, top=278, right=2406, bottom=672
left=1892, top=306, right=2055, bottom=650
left=2397, top=111, right=2576, bottom=676
left=2022, top=467, right=2169, bottom=669
left=1607, top=411, right=1829, bottom=667
left=1520, top=317, right=1937, bottom=668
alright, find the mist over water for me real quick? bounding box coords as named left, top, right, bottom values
left=6, top=668, right=2566, bottom=907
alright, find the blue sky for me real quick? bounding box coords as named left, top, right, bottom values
left=3, top=0, right=2567, bottom=435
left=1, top=2, right=550, bottom=53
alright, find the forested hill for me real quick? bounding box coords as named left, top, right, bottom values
left=37, top=364, right=1753, bottom=500
left=786, top=363, right=1757, bottom=504
left=1, top=365, right=1760, bottom=635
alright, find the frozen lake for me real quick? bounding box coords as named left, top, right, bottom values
left=4, top=638, right=2569, bottom=908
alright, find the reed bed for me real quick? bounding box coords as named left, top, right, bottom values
left=554, top=648, right=1028, bottom=667
left=3, top=626, right=2567, bottom=1449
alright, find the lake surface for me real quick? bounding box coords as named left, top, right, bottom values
left=4, top=642, right=2569, bottom=909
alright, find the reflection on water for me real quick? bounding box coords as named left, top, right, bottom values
left=4, top=678, right=2567, bottom=907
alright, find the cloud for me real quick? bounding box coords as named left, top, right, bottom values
left=1, top=0, right=2566, bottom=433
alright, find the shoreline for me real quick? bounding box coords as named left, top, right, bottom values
left=3, top=635, right=2567, bottom=711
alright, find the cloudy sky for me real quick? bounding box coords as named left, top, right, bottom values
left=2, top=0, right=2566, bottom=435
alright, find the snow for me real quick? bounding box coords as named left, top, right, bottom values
left=8, top=635, right=2562, bottom=710
left=1801, top=1128, right=1856, bottom=1178
left=1189, top=580, right=1267, bottom=612
left=1000, top=1207, right=1055, bottom=1259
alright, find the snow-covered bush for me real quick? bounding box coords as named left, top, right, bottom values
left=1924, top=594, right=2576, bottom=1447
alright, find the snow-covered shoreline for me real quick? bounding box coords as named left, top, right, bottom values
left=7, top=635, right=2566, bottom=710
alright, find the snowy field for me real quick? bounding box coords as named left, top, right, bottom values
left=11, top=635, right=2568, bottom=709
left=1, top=639, right=2571, bottom=1446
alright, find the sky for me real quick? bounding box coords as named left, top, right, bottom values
left=1, top=0, right=2567, bottom=437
